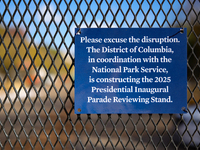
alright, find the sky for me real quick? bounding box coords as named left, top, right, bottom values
left=0, top=0, right=199, bottom=55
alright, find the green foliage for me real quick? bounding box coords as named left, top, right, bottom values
left=0, top=26, right=72, bottom=76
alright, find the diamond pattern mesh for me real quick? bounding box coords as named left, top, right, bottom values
left=0, top=0, right=200, bottom=149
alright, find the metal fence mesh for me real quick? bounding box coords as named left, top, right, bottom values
left=0, top=0, right=200, bottom=149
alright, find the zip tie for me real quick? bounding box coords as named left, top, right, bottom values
left=75, top=28, right=81, bottom=35
left=169, top=28, right=184, bottom=38
left=182, top=107, right=188, bottom=113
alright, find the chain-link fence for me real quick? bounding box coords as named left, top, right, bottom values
left=0, top=0, right=200, bottom=149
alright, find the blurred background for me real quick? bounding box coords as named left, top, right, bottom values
left=0, top=0, right=200, bottom=149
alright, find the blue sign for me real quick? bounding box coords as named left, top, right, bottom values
left=75, top=28, right=187, bottom=114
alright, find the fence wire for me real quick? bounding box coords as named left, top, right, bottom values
left=0, top=0, right=200, bottom=149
